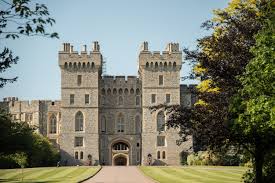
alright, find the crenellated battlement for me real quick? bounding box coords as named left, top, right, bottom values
left=138, top=42, right=182, bottom=71
left=1, top=98, right=61, bottom=108
left=100, top=75, right=141, bottom=96
left=101, top=75, right=140, bottom=85
left=58, top=41, right=102, bottom=71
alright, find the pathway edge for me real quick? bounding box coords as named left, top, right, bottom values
left=78, top=166, right=102, bottom=183
left=136, top=166, right=160, bottom=183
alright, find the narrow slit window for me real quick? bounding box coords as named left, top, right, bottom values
left=159, top=75, right=163, bottom=85
left=77, top=75, right=82, bottom=86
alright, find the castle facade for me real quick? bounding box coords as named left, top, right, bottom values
left=1, top=42, right=195, bottom=166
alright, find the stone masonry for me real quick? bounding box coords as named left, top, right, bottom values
left=0, top=42, right=195, bottom=166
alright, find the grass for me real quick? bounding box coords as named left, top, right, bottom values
left=140, top=166, right=248, bottom=183
left=0, top=166, right=100, bottom=183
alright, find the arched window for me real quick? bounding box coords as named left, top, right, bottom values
left=101, top=116, right=106, bottom=133
left=136, top=88, right=140, bottom=95
left=117, top=114, right=125, bottom=133
left=75, top=111, right=84, bottom=131
left=49, top=114, right=57, bottom=134
left=130, top=88, right=134, bottom=94
left=113, top=142, right=128, bottom=150
left=146, top=62, right=149, bottom=68
left=113, top=88, right=117, bottom=95
left=157, top=151, right=160, bottom=159
left=64, top=62, right=68, bottom=69
left=107, top=88, right=111, bottom=95
left=75, top=151, right=78, bottom=159
left=164, top=62, right=167, bottom=69
left=118, top=96, right=123, bottom=105
left=155, top=62, right=158, bottom=68
left=162, top=151, right=166, bottom=159
left=157, top=111, right=165, bottom=132
left=124, top=88, right=129, bottom=95
left=173, top=62, right=176, bottom=69
left=136, top=96, right=140, bottom=106
left=80, top=151, right=84, bottom=159
left=135, top=115, right=141, bottom=133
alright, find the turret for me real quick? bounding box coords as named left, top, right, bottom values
left=138, top=42, right=182, bottom=78
left=58, top=42, right=102, bottom=72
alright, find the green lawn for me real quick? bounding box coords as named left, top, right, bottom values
left=0, top=166, right=100, bottom=183
left=140, top=166, right=248, bottom=183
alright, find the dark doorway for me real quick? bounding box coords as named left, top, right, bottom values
left=114, top=156, right=127, bottom=166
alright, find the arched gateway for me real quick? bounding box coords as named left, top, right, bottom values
left=111, top=141, right=130, bottom=166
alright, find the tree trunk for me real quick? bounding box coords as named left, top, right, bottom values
left=255, top=143, right=264, bottom=183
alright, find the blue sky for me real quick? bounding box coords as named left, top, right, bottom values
left=1, top=0, right=229, bottom=100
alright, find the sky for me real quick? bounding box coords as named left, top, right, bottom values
left=1, top=0, right=229, bottom=100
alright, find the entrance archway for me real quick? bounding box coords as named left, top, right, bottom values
left=111, top=141, right=130, bottom=166
left=114, top=155, right=127, bottom=166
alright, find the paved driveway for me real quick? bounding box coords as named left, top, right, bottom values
left=84, top=166, right=155, bottom=183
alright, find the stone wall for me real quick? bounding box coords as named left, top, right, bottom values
left=0, top=41, right=195, bottom=166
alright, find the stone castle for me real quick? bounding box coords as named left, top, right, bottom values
left=1, top=42, right=196, bottom=166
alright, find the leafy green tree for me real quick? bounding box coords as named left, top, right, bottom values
left=159, top=0, right=274, bottom=182
left=28, top=133, right=60, bottom=167
left=230, top=2, right=275, bottom=182
left=0, top=110, right=60, bottom=168
left=0, top=0, right=58, bottom=87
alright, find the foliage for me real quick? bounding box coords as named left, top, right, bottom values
left=28, top=133, right=60, bottom=167
left=156, top=0, right=274, bottom=183
left=0, top=0, right=58, bottom=87
left=187, top=150, right=244, bottom=166
left=0, top=110, right=60, bottom=168
left=230, top=2, right=275, bottom=182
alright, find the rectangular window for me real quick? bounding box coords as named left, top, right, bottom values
left=137, top=151, right=140, bottom=162
left=136, top=96, right=140, bottom=106
left=85, top=94, right=90, bottom=104
left=75, top=137, right=83, bottom=147
left=77, top=75, right=82, bottom=86
left=151, top=94, right=156, bottom=104
left=166, top=94, right=171, bottom=103
left=159, top=75, right=163, bottom=85
left=157, top=136, right=165, bottom=146
left=70, top=94, right=74, bottom=105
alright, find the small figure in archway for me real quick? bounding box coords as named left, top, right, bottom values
left=147, top=154, right=152, bottom=166
left=88, top=154, right=92, bottom=166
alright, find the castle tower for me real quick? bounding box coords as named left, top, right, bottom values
left=58, top=42, right=102, bottom=165
left=139, top=42, right=191, bottom=165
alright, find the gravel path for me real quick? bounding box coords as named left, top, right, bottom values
left=84, top=166, right=155, bottom=183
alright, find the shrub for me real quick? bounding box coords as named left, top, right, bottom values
left=0, top=152, right=27, bottom=169
left=187, top=150, right=242, bottom=166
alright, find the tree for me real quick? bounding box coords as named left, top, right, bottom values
left=0, top=0, right=58, bottom=87
left=0, top=110, right=60, bottom=168
left=159, top=0, right=274, bottom=182
left=230, top=2, right=275, bottom=182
